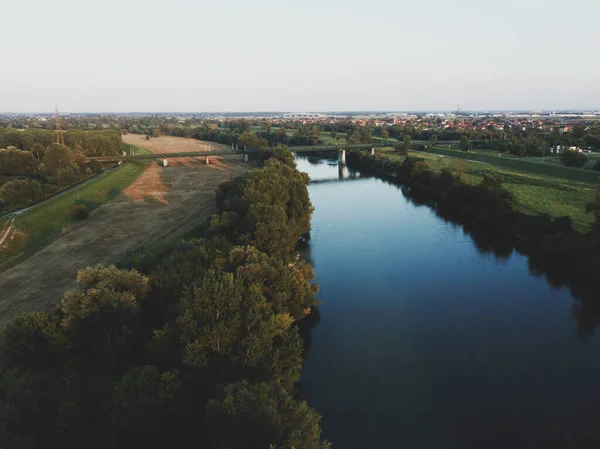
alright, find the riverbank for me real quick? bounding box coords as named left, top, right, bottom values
left=346, top=150, right=600, bottom=303
left=378, top=147, right=598, bottom=231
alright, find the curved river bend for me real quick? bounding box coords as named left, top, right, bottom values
left=297, top=156, right=600, bottom=449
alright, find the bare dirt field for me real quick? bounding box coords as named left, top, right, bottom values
left=123, top=134, right=230, bottom=154
left=0, top=136, right=248, bottom=328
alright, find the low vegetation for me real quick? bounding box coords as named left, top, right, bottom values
left=0, top=147, right=330, bottom=449
left=71, top=204, right=89, bottom=220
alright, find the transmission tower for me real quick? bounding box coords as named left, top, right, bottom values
left=55, top=103, right=64, bottom=145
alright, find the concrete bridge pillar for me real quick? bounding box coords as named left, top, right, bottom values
left=204, top=155, right=210, bottom=164
left=162, top=158, right=168, bottom=167
left=338, top=163, right=346, bottom=180
left=371, top=147, right=375, bottom=155
left=244, top=153, right=249, bottom=163
left=338, top=149, right=346, bottom=165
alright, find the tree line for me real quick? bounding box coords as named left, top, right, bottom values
left=0, top=146, right=330, bottom=449
left=0, top=128, right=122, bottom=211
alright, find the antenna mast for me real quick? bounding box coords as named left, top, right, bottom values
left=55, top=103, right=64, bottom=145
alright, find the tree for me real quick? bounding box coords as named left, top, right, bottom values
left=277, top=127, right=288, bottom=144
left=212, top=159, right=313, bottom=256
left=225, top=246, right=319, bottom=319
left=57, top=166, right=79, bottom=188
left=512, top=143, right=526, bottom=158
left=311, top=127, right=321, bottom=145
left=30, top=143, right=46, bottom=162
left=110, top=365, right=185, bottom=432
left=358, top=126, right=372, bottom=144
left=454, top=159, right=466, bottom=181
left=59, top=265, right=148, bottom=357
left=206, top=380, right=330, bottom=449
left=0, top=369, right=42, bottom=449
left=460, top=136, right=470, bottom=151
left=0, top=147, right=38, bottom=176
left=398, top=135, right=411, bottom=155
left=43, top=143, right=74, bottom=176
left=381, top=127, right=389, bottom=141
left=259, top=145, right=296, bottom=168
left=177, top=270, right=302, bottom=386
left=560, top=149, right=586, bottom=167
left=2, top=312, right=66, bottom=365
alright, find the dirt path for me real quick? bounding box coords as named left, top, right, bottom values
left=0, top=136, right=248, bottom=327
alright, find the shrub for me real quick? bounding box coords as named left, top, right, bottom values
left=72, top=204, right=89, bottom=219
left=560, top=149, right=586, bottom=167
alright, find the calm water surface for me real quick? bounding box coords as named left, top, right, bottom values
left=297, top=156, right=600, bottom=449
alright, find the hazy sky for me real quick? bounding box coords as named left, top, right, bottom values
left=2, top=0, right=599, bottom=112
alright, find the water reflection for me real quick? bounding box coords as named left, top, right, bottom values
left=297, top=155, right=600, bottom=448
left=372, top=170, right=600, bottom=337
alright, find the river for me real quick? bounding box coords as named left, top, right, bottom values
left=297, top=155, right=600, bottom=449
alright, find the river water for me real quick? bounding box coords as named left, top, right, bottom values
left=297, top=155, right=600, bottom=449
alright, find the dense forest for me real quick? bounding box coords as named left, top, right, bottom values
left=0, top=128, right=122, bottom=212
left=0, top=146, right=330, bottom=449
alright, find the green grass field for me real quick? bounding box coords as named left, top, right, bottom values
left=378, top=148, right=598, bottom=232
left=0, top=145, right=152, bottom=268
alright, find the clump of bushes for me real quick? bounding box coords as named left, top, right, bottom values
left=0, top=179, right=43, bottom=206
left=72, top=204, right=89, bottom=219
left=560, top=149, right=586, bottom=167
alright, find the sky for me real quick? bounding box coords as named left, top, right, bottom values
left=1, top=0, right=599, bottom=112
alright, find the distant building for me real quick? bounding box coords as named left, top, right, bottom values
left=283, top=112, right=326, bottom=119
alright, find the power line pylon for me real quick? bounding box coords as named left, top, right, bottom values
left=55, top=103, right=64, bottom=145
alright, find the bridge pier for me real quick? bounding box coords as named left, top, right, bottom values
left=338, top=164, right=347, bottom=180
left=371, top=148, right=375, bottom=155
left=244, top=154, right=249, bottom=163
left=204, top=155, right=210, bottom=165
left=338, top=149, right=346, bottom=165
left=162, top=158, right=168, bottom=167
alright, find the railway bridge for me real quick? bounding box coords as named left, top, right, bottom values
left=85, top=143, right=392, bottom=166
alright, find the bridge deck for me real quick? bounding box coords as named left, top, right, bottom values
left=86, top=142, right=395, bottom=162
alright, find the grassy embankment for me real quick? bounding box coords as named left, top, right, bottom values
left=377, top=146, right=600, bottom=232
left=0, top=144, right=152, bottom=268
